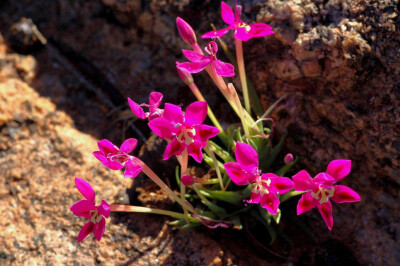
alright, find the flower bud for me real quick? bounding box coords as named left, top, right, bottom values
left=176, top=62, right=194, bottom=86
left=176, top=17, right=197, bottom=45
left=181, top=174, right=194, bottom=186
left=284, top=153, right=294, bottom=164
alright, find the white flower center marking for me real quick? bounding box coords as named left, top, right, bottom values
left=177, top=127, right=196, bottom=145
left=311, top=186, right=335, bottom=204
left=238, top=22, right=251, bottom=32
left=89, top=210, right=102, bottom=223
left=251, top=177, right=272, bottom=196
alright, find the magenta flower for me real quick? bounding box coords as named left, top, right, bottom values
left=128, top=92, right=164, bottom=121
left=93, top=138, right=143, bottom=178
left=148, top=101, right=220, bottom=162
left=70, top=177, right=110, bottom=242
left=177, top=41, right=235, bottom=77
left=224, top=142, right=294, bottom=214
left=176, top=17, right=197, bottom=45
left=202, top=2, right=274, bottom=41
left=292, top=160, right=361, bottom=230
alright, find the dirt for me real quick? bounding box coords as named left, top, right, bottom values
left=0, top=0, right=399, bottom=265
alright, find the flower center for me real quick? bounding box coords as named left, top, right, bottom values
left=176, top=126, right=196, bottom=145
left=251, top=177, right=271, bottom=196
left=107, top=152, right=130, bottom=165
left=311, top=186, right=335, bottom=204
left=238, top=22, right=251, bottom=32
left=89, top=209, right=102, bottom=223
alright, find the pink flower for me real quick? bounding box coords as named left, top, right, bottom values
left=176, top=17, right=197, bottom=45
left=202, top=2, right=274, bottom=41
left=177, top=41, right=235, bottom=77
left=128, top=92, right=164, bottom=121
left=93, top=138, right=143, bottom=178
left=148, top=101, right=220, bottom=162
left=292, top=160, right=361, bottom=230
left=224, top=142, right=294, bottom=214
left=70, top=177, right=110, bottom=242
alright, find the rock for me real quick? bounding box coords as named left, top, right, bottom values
left=0, top=0, right=398, bottom=264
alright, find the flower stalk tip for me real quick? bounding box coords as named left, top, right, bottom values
left=176, top=17, right=197, bottom=45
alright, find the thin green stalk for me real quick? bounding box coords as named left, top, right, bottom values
left=178, top=149, right=190, bottom=223
left=134, top=158, right=188, bottom=209
left=204, top=144, right=224, bottom=190
left=110, top=204, right=187, bottom=220
left=192, top=184, right=211, bottom=204
left=235, top=38, right=250, bottom=114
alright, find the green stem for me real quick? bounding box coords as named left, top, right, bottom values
left=187, top=82, right=227, bottom=146
left=235, top=38, right=250, bottom=114
left=178, top=149, right=190, bottom=223
left=204, top=144, right=224, bottom=190
left=110, top=204, right=188, bottom=220
left=192, top=184, right=211, bottom=204
left=134, top=158, right=189, bottom=210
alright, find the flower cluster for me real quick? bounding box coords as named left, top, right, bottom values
left=69, top=1, right=361, bottom=245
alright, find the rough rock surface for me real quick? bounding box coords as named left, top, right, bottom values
left=0, top=0, right=399, bottom=265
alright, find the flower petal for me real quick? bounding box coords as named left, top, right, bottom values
left=196, top=124, right=220, bottom=143
left=267, top=174, right=294, bottom=194
left=70, top=199, right=96, bottom=218
left=163, top=103, right=184, bottom=124
left=177, top=60, right=210, bottom=74
left=245, top=192, right=260, bottom=204
left=260, top=193, right=280, bottom=215
left=98, top=200, right=110, bottom=218
left=184, top=101, right=207, bottom=126
left=292, top=170, right=315, bottom=191
left=224, top=162, right=250, bottom=185
left=163, top=138, right=186, bottom=160
left=235, top=142, right=258, bottom=169
left=248, top=23, right=274, bottom=38
left=221, top=1, right=235, bottom=25
left=124, top=159, right=143, bottom=178
left=297, top=192, right=318, bottom=215
left=74, top=177, right=96, bottom=203
left=326, top=159, right=351, bottom=182
left=128, top=97, right=147, bottom=119
left=97, top=139, right=119, bottom=155
left=182, top=49, right=207, bottom=62
left=148, top=117, right=174, bottom=139
left=77, top=221, right=94, bottom=242
left=120, top=138, right=137, bottom=154
left=93, top=151, right=107, bottom=165
left=187, top=142, right=203, bottom=163
left=93, top=217, right=106, bottom=241
left=331, top=185, right=361, bottom=203
left=212, top=60, right=235, bottom=77
left=317, top=201, right=334, bottom=230
left=201, top=28, right=231, bottom=39
left=149, top=92, right=163, bottom=108
left=234, top=27, right=253, bottom=41
left=105, top=160, right=125, bottom=171
left=313, top=173, right=336, bottom=186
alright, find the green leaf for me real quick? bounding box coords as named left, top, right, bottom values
left=200, top=188, right=249, bottom=204
left=208, top=141, right=235, bottom=162
left=275, top=157, right=301, bottom=176
left=202, top=200, right=228, bottom=218
left=261, top=134, right=287, bottom=171
left=272, top=209, right=281, bottom=224
left=279, top=190, right=304, bottom=203
left=175, top=166, right=181, bottom=186
left=231, top=214, right=243, bottom=230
